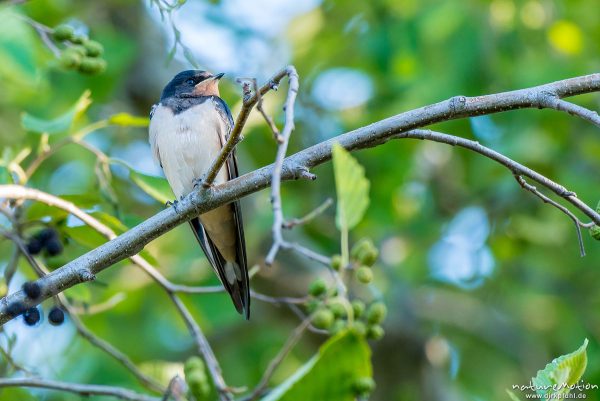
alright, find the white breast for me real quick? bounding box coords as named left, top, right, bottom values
left=149, top=101, right=229, bottom=198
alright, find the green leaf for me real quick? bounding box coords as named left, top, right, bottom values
left=89, top=211, right=129, bottom=233
left=130, top=169, right=172, bottom=204
left=332, top=143, right=370, bottom=231
left=109, top=112, right=149, bottom=127
left=62, top=225, right=107, bottom=249
left=532, top=339, right=588, bottom=397
left=113, top=160, right=172, bottom=204
left=261, top=330, right=372, bottom=401
left=26, top=194, right=101, bottom=221
left=506, top=390, right=522, bottom=401
left=21, top=90, right=92, bottom=134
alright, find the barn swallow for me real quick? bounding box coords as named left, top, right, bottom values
left=149, top=70, right=250, bottom=319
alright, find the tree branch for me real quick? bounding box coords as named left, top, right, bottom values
left=1, top=72, right=599, bottom=328
left=202, top=67, right=293, bottom=187
left=0, top=378, right=160, bottom=401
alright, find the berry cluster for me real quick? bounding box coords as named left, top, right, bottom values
left=184, top=356, right=211, bottom=400
left=306, top=238, right=386, bottom=340
left=51, top=24, right=106, bottom=75
left=26, top=228, right=63, bottom=257
left=6, top=281, right=66, bottom=327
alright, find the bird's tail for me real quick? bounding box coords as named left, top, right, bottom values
left=189, top=218, right=250, bottom=319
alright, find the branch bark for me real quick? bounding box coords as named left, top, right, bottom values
left=0, top=378, right=160, bottom=401
left=1, top=72, right=599, bottom=327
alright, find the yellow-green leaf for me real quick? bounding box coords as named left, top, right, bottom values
left=261, top=330, right=372, bottom=401
left=532, top=339, right=588, bottom=397
left=112, top=159, right=172, bottom=204
left=332, top=143, right=369, bottom=231
left=21, top=91, right=92, bottom=135
left=129, top=170, right=172, bottom=204
left=109, top=112, right=149, bottom=127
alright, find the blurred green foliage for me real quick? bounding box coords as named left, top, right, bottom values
left=0, top=0, right=599, bottom=400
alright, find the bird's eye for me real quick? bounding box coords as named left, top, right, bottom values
left=186, top=78, right=196, bottom=85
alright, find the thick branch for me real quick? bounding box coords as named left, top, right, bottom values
left=1, top=73, right=599, bottom=325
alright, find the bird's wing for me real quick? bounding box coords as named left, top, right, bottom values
left=148, top=103, right=162, bottom=168
left=189, top=97, right=250, bottom=319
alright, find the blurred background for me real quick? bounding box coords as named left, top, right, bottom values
left=0, top=0, right=599, bottom=400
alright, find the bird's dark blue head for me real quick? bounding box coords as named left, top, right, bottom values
left=160, top=70, right=225, bottom=100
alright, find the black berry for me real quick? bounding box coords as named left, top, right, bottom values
left=23, top=307, right=41, bottom=326
left=26, top=238, right=43, bottom=255
left=37, top=228, right=57, bottom=243
left=23, top=281, right=41, bottom=300
left=6, top=301, right=26, bottom=317
left=48, top=306, right=65, bottom=325
left=45, top=238, right=63, bottom=257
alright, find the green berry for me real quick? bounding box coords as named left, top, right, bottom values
left=350, top=321, right=367, bottom=336
left=329, top=319, right=347, bottom=335
left=352, top=377, right=375, bottom=396
left=184, top=356, right=205, bottom=377
left=367, top=324, right=385, bottom=340
left=361, top=248, right=379, bottom=266
left=591, top=225, right=600, bottom=241
left=356, top=266, right=373, bottom=284
left=330, top=254, right=342, bottom=271
left=71, top=35, right=86, bottom=44
left=328, top=299, right=347, bottom=318
left=78, top=57, right=106, bottom=74
left=52, top=25, right=74, bottom=41
left=186, top=371, right=210, bottom=400
left=351, top=300, right=365, bottom=318
left=59, top=49, right=82, bottom=69
left=351, top=238, right=379, bottom=266
left=312, top=309, right=334, bottom=330
left=367, top=302, right=387, bottom=324
left=305, top=299, right=321, bottom=314
left=308, top=278, right=327, bottom=297
left=70, top=45, right=87, bottom=56
left=83, top=40, right=104, bottom=57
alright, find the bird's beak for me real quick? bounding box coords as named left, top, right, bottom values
left=212, top=72, right=225, bottom=80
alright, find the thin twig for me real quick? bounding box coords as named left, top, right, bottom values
left=161, top=375, right=186, bottom=401
left=537, top=93, right=600, bottom=129
left=17, top=15, right=60, bottom=57
left=0, top=378, right=160, bottom=401
left=0, top=343, right=33, bottom=375
left=202, top=68, right=292, bottom=187
left=168, top=293, right=232, bottom=400
left=265, top=66, right=301, bottom=265
left=283, top=198, right=333, bottom=229
left=62, top=296, right=166, bottom=394
left=251, top=78, right=283, bottom=142
left=514, top=175, right=590, bottom=257
left=246, top=318, right=311, bottom=401
left=68, top=292, right=127, bottom=315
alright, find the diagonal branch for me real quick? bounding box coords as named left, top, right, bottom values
left=202, top=67, right=294, bottom=187
left=1, top=72, right=600, bottom=327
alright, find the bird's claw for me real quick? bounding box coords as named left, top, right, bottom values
left=166, top=198, right=182, bottom=213
left=193, top=177, right=212, bottom=189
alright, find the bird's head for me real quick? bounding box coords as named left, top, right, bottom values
left=160, top=70, right=225, bottom=100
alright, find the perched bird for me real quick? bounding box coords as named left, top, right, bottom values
left=149, top=70, right=250, bottom=319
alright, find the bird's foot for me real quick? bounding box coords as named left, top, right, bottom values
left=193, top=176, right=212, bottom=189
left=166, top=198, right=181, bottom=213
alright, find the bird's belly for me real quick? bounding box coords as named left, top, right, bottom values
left=154, top=105, right=227, bottom=198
